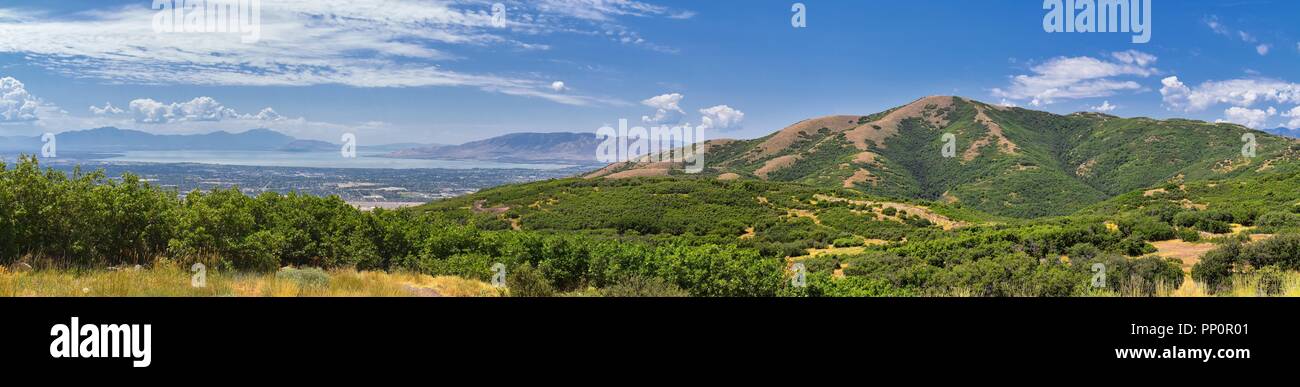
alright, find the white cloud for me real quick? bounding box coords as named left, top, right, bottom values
left=0, top=76, right=43, bottom=122
left=1111, top=50, right=1157, bottom=67
left=255, top=108, right=284, bottom=121
left=698, top=105, right=744, bottom=132
left=641, top=93, right=685, bottom=124
left=0, top=0, right=690, bottom=106
left=550, top=81, right=566, bottom=92
left=1205, top=15, right=1278, bottom=56
left=1205, top=16, right=1230, bottom=36
left=992, top=51, right=1157, bottom=106
left=1160, top=76, right=1300, bottom=112
left=1282, top=106, right=1300, bottom=129
left=1216, top=106, right=1276, bottom=129
left=127, top=96, right=284, bottom=124
left=1090, top=101, right=1117, bottom=112
left=89, top=102, right=125, bottom=116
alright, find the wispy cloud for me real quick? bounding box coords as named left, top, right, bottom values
left=992, top=50, right=1158, bottom=106
left=0, top=0, right=688, bottom=106
left=1204, top=15, right=1273, bottom=56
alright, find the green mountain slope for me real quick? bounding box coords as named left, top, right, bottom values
left=590, top=96, right=1299, bottom=218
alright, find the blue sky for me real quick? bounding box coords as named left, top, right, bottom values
left=2, top=0, right=1300, bottom=144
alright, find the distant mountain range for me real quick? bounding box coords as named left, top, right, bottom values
left=385, top=132, right=609, bottom=164
left=0, top=127, right=342, bottom=153
left=1263, top=127, right=1300, bottom=139
left=0, top=127, right=613, bottom=165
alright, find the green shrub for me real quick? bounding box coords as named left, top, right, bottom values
left=1240, top=233, right=1300, bottom=270
left=1177, top=228, right=1201, bottom=242
left=1257, top=211, right=1300, bottom=229
left=239, top=230, right=285, bottom=272
left=600, top=275, right=688, bottom=297
left=1194, top=219, right=1231, bottom=234
left=804, top=272, right=911, bottom=297
left=1119, top=216, right=1175, bottom=241
left=832, top=236, right=865, bottom=247
left=1191, top=243, right=1242, bottom=294
left=1255, top=266, right=1285, bottom=296
left=507, top=263, right=554, bottom=297
left=1117, top=237, right=1156, bottom=256
left=421, top=253, right=495, bottom=281
left=275, top=266, right=330, bottom=288
left=1066, top=243, right=1100, bottom=262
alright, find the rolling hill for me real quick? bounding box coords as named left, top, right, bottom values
left=590, top=96, right=1300, bottom=218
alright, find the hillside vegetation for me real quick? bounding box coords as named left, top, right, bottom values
left=6, top=96, right=1300, bottom=297
left=593, top=96, right=1298, bottom=218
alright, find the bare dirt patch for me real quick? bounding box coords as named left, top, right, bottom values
left=755, top=154, right=801, bottom=179
left=751, top=115, right=860, bottom=159
left=605, top=168, right=671, bottom=179
left=843, top=168, right=879, bottom=188
left=846, top=96, right=955, bottom=151
left=961, top=105, right=1020, bottom=161
left=1148, top=240, right=1217, bottom=271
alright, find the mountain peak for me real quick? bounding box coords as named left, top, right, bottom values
left=591, top=95, right=1300, bottom=218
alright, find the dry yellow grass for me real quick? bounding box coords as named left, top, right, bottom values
left=0, top=263, right=500, bottom=297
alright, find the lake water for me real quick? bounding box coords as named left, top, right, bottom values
left=95, top=150, right=575, bottom=170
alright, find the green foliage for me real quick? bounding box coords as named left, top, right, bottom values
left=1117, top=237, right=1157, bottom=256
left=506, top=263, right=554, bottom=297
left=599, top=275, right=689, bottom=297
left=1191, top=243, right=1243, bottom=294
left=1240, top=234, right=1300, bottom=270
left=804, top=272, right=912, bottom=297
left=1117, top=216, right=1175, bottom=242
left=275, top=267, right=330, bottom=288
left=1255, top=265, right=1285, bottom=296
left=832, top=235, right=865, bottom=247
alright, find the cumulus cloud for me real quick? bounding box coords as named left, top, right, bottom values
left=1090, top=101, right=1117, bottom=113
left=1257, top=44, right=1271, bottom=56
left=0, top=0, right=691, bottom=106
left=1160, top=76, right=1300, bottom=112
left=698, top=105, right=744, bottom=131
left=550, top=81, right=566, bottom=92
left=127, top=97, right=285, bottom=124
left=702, top=105, right=743, bottom=132
left=641, top=93, right=685, bottom=124
left=0, top=76, right=43, bottom=122
left=89, top=102, right=124, bottom=116
left=1282, top=106, right=1300, bottom=129
left=992, top=50, right=1158, bottom=106
left=1217, top=106, right=1277, bottom=129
